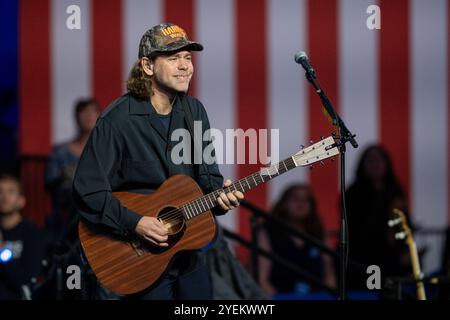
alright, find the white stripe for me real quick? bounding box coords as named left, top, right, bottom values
left=123, top=0, right=162, bottom=92
left=196, top=0, right=236, bottom=232
left=267, top=0, right=308, bottom=206
left=339, top=0, right=379, bottom=185
left=51, top=0, right=91, bottom=145
left=411, top=0, right=448, bottom=274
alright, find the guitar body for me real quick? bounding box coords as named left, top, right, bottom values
left=78, top=175, right=217, bottom=295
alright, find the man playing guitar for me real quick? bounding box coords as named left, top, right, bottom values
left=72, top=23, right=243, bottom=299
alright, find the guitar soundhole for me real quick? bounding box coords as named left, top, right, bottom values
left=157, top=206, right=185, bottom=236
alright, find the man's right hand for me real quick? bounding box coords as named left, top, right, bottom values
left=135, top=216, right=169, bottom=247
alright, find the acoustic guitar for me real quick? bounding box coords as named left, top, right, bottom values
left=388, top=208, right=426, bottom=300
left=79, top=136, right=340, bottom=294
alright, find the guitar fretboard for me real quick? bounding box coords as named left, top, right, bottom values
left=182, top=157, right=297, bottom=220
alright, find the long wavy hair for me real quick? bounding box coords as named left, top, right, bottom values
left=126, top=59, right=152, bottom=100
left=354, top=145, right=403, bottom=192
left=270, top=184, right=324, bottom=241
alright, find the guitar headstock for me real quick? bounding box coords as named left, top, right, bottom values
left=388, top=208, right=412, bottom=243
left=292, top=136, right=340, bottom=168
left=388, top=208, right=426, bottom=301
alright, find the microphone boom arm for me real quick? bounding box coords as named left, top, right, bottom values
left=305, top=71, right=358, bottom=149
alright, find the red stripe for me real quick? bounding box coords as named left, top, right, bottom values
left=92, top=0, right=123, bottom=108
left=236, top=0, right=268, bottom=267
left=379, top=0, right=411, bottom=203
left=20, top=158, right=51, bottom=227
left=19, top=0, right=51, bottom=156
left=307, top=0, right=340, bottom=238
left=164, top=0, right=197, bottom=96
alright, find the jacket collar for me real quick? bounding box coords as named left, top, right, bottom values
left=128, top=93, right=184, bottom=115
left=128, top=93, right=186, bottom=143
left=128, top=94, right=152, bottom=115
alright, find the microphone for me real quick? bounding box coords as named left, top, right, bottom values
left=294, top=51, right=315, bottom=77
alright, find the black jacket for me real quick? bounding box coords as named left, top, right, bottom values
left=72, top=93, right=225, bottom=236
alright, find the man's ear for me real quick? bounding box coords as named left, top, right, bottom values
left=141, top=57, right=154, bottom=76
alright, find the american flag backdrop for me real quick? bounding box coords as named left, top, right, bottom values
left=18, top=0, right=449, bottom=274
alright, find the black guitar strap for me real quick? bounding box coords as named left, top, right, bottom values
left=180, top=94, right=216, bottom=193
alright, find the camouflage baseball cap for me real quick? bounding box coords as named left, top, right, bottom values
left=138, top=23, right=203, bottom=58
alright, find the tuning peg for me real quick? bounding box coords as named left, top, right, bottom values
left=321, top=136, right=325, bottom=140
left=331, top=158, right=335, bottom=162
left=395, top=232, right=406, bottom=240
left=310, top=140, right=314, bottom=144
left=309, top=165, right=314, bottom=170
left=388, top=218, right=401, bottom=227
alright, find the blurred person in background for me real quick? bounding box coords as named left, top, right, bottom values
left=345, top=145, right=411, bottom=290
left=44, top=98, right=101, bottom=244
left=258, top=184, right=336, bottom=296
left=0, top=174, right=45, bottom=299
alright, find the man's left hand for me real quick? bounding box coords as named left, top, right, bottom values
left=217, top=179, right=244, bottom=211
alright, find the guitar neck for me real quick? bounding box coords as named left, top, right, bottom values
left=407, top=238, right=427, bottom=300
left=182, top=156, right=297, bottom=220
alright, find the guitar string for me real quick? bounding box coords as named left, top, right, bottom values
left=147, top=148, right=327, bottom=223
left=157, top=182, right=246, bottom=222
left=157, top=157, right=298, bottom=222
left=157, top=172, right=266, bottom=222
left=157, top=160, right=294, bottom=222
left=156, top=164, right=283, bottom=222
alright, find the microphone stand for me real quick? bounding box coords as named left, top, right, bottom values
left=303, top=67, right=358, bottom=300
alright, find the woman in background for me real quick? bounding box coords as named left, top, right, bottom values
left=258, top=184, right=336, bottom=296
left=345, top=145, right=411, bottom=290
